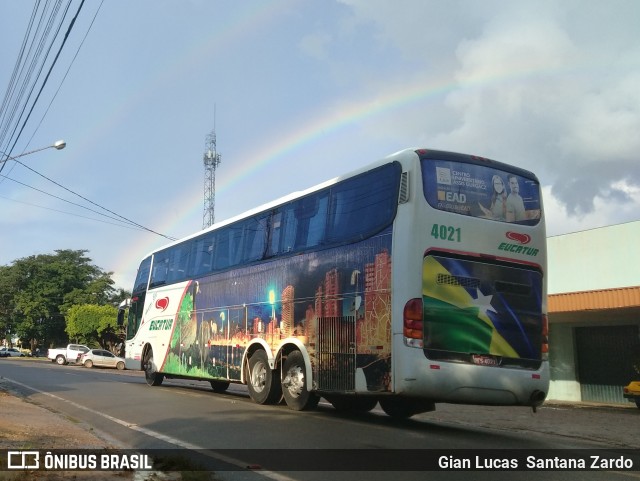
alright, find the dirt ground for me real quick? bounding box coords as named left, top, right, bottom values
left=0, top=385, right=195, bottom=481
left=0, top=387, right=133, bottom=481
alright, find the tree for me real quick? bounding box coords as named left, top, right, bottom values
left=0, top=265, right=19, bottom=345
left=0, top=249, right=118, bottom=350
left=66, top=304, right=119, bottom=349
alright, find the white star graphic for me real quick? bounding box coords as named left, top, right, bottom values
left=474, top=289, right=497, bottom=316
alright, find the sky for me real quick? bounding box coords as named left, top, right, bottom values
left=1, top=0, right=639, bottom=290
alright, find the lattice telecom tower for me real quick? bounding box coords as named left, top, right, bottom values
left=202, top=128, right=222, bottom=229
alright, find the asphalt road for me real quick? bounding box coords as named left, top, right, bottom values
left=1, top=357, right=639, bottom=481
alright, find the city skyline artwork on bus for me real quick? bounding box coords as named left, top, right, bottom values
left=158, top=230, right=394, bottom=393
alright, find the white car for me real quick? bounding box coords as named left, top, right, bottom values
left=79, top=349, right=126, bottom=370
left=0, top=347, right=24, bottom=358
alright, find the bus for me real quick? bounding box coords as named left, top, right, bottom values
left=118, top=148, right=548, bottom=418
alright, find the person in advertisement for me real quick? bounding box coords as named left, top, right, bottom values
left=505, top=174, right=526, bottom=222
left=478, top=174, right=507, bottom=221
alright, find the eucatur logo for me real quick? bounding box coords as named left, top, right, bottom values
left=506, top=231, right=531, bottom=245
left=155, top=297, right=169, bottom=311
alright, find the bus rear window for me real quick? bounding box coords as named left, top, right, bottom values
left=421, top=158, right=541, bottom=225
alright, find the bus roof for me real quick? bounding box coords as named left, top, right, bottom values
left=141, top=147, right=538, bottom=258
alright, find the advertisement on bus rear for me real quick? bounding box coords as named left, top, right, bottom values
left=422, top=160, right=541, bottom=224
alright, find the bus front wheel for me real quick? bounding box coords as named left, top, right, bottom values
left=281, top=350, right=319, bottom=411
left=143, top=348, right=164, bottom=387
left=247, top=350, right=281, bottom=404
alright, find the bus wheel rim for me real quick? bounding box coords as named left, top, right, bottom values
left=283, top=365, right=304, bottom=398
left=251, top=362, right=267, bottom=393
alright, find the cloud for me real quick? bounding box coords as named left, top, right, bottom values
left=339, top=0, right=640, bottom=223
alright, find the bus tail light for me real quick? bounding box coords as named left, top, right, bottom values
left=403, top=298, right=424, bottom=348
left=541, top=314, right=549, bottom=359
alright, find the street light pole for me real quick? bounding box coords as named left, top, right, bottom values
left=0, top=140, right=66, bottom=165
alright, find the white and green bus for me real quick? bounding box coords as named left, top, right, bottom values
left=118, top=148, right=548, bottom=418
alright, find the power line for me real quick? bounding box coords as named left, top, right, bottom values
left=0, top=1, right=176, bottom=242
left=0, top=172, right=147, bottom=229
left=11, top=157, right=177, bottom=241
left=0, top=0, right=71, bottom=161
left=0, top=193, right=147, bottom=231
left=0, top=0, right=85, bottom=174
left=24, top=0, right=104, bottom=148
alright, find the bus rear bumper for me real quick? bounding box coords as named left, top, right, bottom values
left=396, top=355, right=549, bottom=407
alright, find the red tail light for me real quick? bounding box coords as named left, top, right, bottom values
left=541, top=314, right=549, bottom=357
left=404, top=298, right=424, bottom=345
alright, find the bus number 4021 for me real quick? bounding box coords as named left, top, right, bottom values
left=431, top=224, right=461, bottom=242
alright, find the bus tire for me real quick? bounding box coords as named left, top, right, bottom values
left=143, top=348, right=164, bottom=387
left=210, top=380, right=230, bottom=393
left=379, top=397, right=435, bottom=419
left=327, top=395, right=378, bottom=412
left=281, top=350, right=319, bottom=411
left=247, top=350, right=281, bottom=404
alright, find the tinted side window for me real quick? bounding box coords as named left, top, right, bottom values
left=145, top=163, right=400, bottom=282
left=327, top=162, right=400, bottom=243
left=190, top=234, right=215, bottom=277
left=242, top=215, right=268, bottom=262
left=149, top=250, right=169, bottom=288
left=292, top=192, right=329, bottom=250
left=167, top=244, right=190, bottom=283
left=214, top=229, right=232, bottom=270
left=133, top=257, right=152, bottom=293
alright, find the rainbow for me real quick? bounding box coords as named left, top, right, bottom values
left=101, top=3, right=557, bottom=284
left=109, top=69, right=457, bottom=286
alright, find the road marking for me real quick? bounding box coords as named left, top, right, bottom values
left=613, top=472, right=640, bottom=480
left=3, top=377, right=296, bottom=481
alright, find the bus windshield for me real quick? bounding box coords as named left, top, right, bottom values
left=421, top=157, right=541, bottom=224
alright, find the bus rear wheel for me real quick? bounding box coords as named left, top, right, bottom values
left=143, top=348, right=164, bottom=387
left=247, top=350, right=281, bottom=404
left=281, top=350, right=319, bottom=411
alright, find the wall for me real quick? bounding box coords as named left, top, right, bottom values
left=547, top=221, right=640, bottom=294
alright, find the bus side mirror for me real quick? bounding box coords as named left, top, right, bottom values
left=117, top=299, right=130, bottom=327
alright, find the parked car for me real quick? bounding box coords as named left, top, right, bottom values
left=47, top=344, right=90, bottom=365
left=79, top=349, right=126, bottom=370
left=0, top=347, right=25, bottom=358
left=623, top=381, right=640, bottom=409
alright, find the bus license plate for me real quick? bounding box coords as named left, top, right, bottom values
left=472, top=355, right=499, bottom=366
